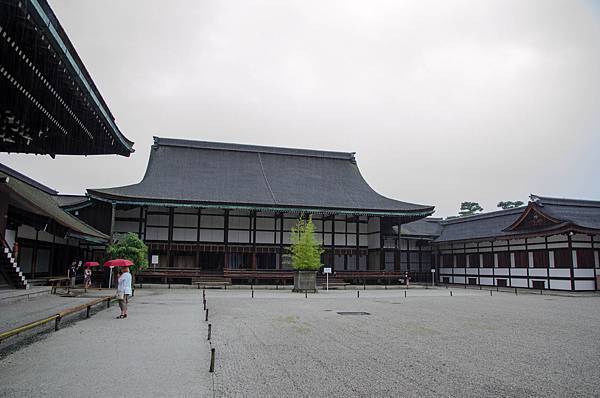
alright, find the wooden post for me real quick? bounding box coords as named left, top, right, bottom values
left=208, top=323, right=212, bottom=340
left=209, top=348, right=215, bottom=372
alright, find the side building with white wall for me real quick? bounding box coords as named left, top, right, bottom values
left=427, top=196, right=600, bottom=291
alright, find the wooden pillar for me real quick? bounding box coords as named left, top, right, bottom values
left=545, top=236, right=550, bottom=289
left=196, top=208, right=202, bottom=270
left=31, top=229, right=39, bottom=279
left=0, top=191, right=8, bottom=236
left=355, top=216, right=360, bottom=271
left=525, top=238, right=530, bottom=288
left=167, top=207, right=174, bottom=268
left=138, top=207, right=144, bottom=237
left=568, top=233, right=575, bottom=291
left=109, top=202, right=116, bottom=242
left=278, top=213, right=284, bottom=269
left=379, top=217, right=385, bottom=271
left=331, top=215, right=336, bottom=271
left=251, top=211, right=257, bottom=270
left=50, top=225, right=56, bottom=275
left=224, top=209, right=229, bottom=270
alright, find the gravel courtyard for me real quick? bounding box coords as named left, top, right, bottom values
left=1, top=287, right=599, bottom=397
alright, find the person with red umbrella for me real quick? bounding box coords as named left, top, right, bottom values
left=104, top=259, right=134, bottom=319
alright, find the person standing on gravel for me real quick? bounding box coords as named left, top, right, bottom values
left=68, top=262, right=78, bottom=287
left=116, top=267, right=133, bottom=319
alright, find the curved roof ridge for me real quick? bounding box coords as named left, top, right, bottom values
left=153, top=136, right=355, bottom=161
left=441, top=206, right=525, bottom=225
left=533, top=195, right=600, bottom=208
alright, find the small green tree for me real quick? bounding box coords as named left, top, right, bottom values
left=458, top=201, right=483, bottom=217
left=497, top=200, right=524, bottom=209
left=106, top=233, right=149, bottom=274
left=289, top=215, right=323, bottom=271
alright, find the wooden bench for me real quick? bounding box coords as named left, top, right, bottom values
left=48, top=277, right=70, bottom=294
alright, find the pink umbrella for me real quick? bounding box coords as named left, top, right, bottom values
left=104, top=259, right=134, bottom=288
left=84, top=261, right=100, bottom=267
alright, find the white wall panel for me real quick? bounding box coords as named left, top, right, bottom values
left=255, top=231, right=274, bottom=244
left=367, top=217, right=380, bottom=233
left=574, top=281, right=595, bottom=290
left=466, top=268, right=478, bottom=275
left=172, top=228, right=197, bottom=242
left=200, top=215, right=224, bottom=228
left=146, top=227, right=168, bottom=241
left=549, top=269, right=570, bottom=277
left=228, top=230, right=250, bottom=243
left=511, top=278, right=528, bottom=287
left=454, top=276, right=465, bottom=284
left=255, top=217, right=275, bottom=230
left=173, top=214, right=197, bottom=228
left=480, top=277, right=494, bottom=285
left=347, top=235, right=356, bottom=246
left=147, top=214, right=169, bottom=226
left=229, top=216, right=250, bottom=229
left=511, top=268, right=526, bottom=276
left=199, top=229, right=224, bottom=242
left=334, top=234, right=346, bottom=246
left=480, top=268, right=492, bottom=276
left=549, top=279, right=571, bottom=290
left=574, top=269, right=594, bottom=277
left=530, top=269, right=547, bottom=277
left=368, top=233, right=380, bottom=249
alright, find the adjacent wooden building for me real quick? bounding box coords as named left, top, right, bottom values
left=82, top=137, right=435, bottom=284
left=430, top=196, right=600, bottom=291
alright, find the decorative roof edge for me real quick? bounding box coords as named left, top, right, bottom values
left=152, top=136, right=355, bottom=162
left=27, top=0, right=134, bottom=155
left=87, top=192, right=434, bottom=218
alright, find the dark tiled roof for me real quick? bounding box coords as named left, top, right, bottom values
left=0, top=166, right=108, bottom=242
left=88, top=137, right=434, bottom=217
left=401, top=218, right=443, bottom=237
left=435, top=195, right=600, bottom=242
left=0, top=163, right=57, bottom=195
left=53, top=194, right=89, bottom=208
left=533, top=195, right=600, bottom=230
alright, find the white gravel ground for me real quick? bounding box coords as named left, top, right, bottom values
left=1, top=287, right=599, bottom=397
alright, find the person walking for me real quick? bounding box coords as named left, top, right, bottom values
left=116, top=267, right=133, bottom=319
left=84, top=266, right=92, bottom=289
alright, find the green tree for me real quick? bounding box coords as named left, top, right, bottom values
left=497, top=200, right=524, bottom=209
left=458, top=201, right=483, bottom=217
left=106, top=233, right=149, bottom=274
left=289, top=215, right=323, bottom=271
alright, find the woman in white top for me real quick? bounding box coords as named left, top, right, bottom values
left=116, top=267, right=133, bottom=319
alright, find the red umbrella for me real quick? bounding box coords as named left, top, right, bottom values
left=104, top=259, right=134, bottom=268
left=84, top=261, right=100, bottom=267
left=104, top=259, right=134, bottom=289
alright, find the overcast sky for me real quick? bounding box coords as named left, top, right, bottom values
left=1, top=0, right=599, bottom=217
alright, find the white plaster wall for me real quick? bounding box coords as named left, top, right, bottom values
left=147, top=214, right=169, bottom=226
left=172, top=228, right=196, bottom=242
left=116, top=207, right=141, bottom=218
left=368, top=233, right=380, bottom=249
left=495, top=268, right=510, bottom=276
left=549, top=279, right=571, bottom=290
left=174, top=214, right=197, bottom=228
left=466, top=268, right=478, bottom=275
left=510, top=278, right=528, bottom=287
left=199, top=229, right=224, bottom=242
left=480, top=268, right=493, bottom=276
left=574, top=269, right=594, bottom=277
left=530, top=269, right=547, bottom=277
left=511, top=268, right=526, bottom=276
left=549, top=269, right=570, bottom=277
left=146, top=227, right=168, bottom=241
left=115, top=221, right=139, bottom=233
left=5, top=229, right=16, bottom=248
left=454, top=276, right=466, bottom=284
left=200, top=215, right=224, bottom=229
left=480, top=277, right=494, bottom=285
left=255, top=231, right=274, bottom=244
left=574, top=281, right=596, bottom=290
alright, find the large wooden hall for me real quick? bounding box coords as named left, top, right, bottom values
left=79, top=137, right=435, bottom=285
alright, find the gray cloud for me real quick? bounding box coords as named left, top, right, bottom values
left=1, top=0, right=599, bottom=216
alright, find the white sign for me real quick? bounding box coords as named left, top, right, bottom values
left=323, top=267, right=332, bottom=274
left=151, top=255, right=159, bottom=265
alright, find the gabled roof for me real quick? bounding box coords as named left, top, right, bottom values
left=88, top=137, right=434, bottom=218
left=435, top=195, right=600, bottom=243
left=0, top=164, right=108, bottom=243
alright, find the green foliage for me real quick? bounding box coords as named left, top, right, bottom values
left=458, top=201, right=483, bottom=217
left=106, top=233, right=149, bottom=274
left=289, top=215, right=323, bottom=271
left=497, top=200, right=524, bottom=209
